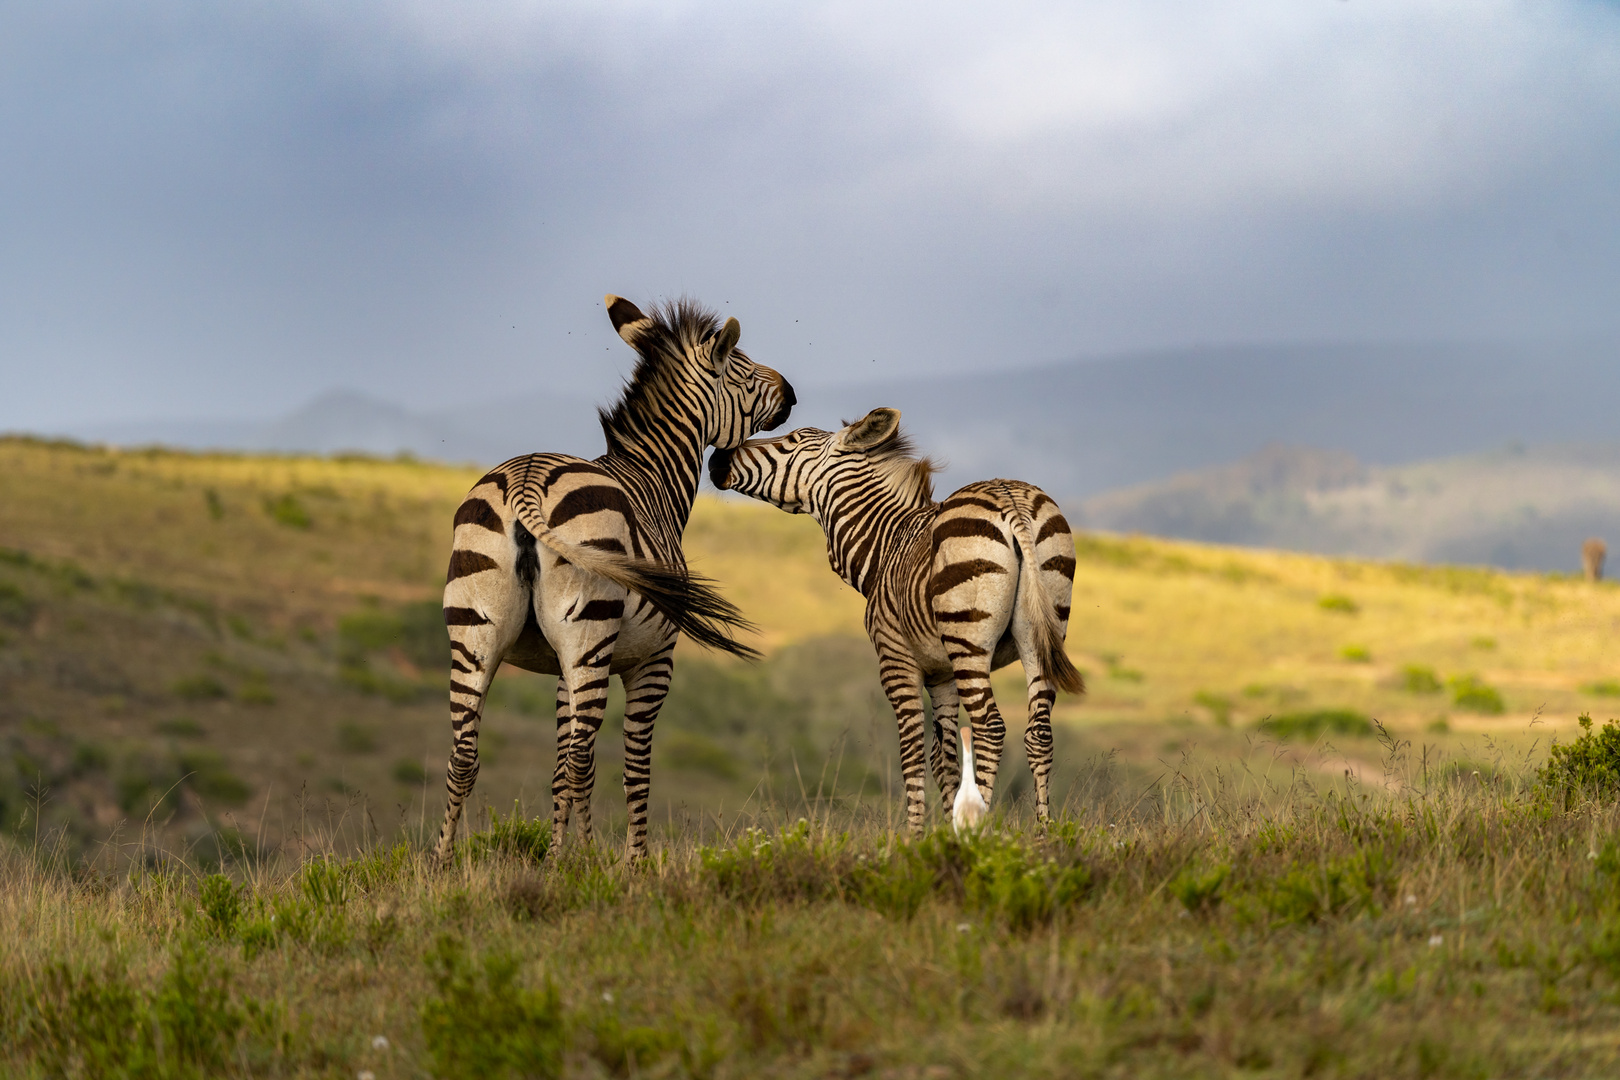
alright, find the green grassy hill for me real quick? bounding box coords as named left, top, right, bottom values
left=4, top=435, right=1619, bottom=860
left=9, top=436, right=1620, bottom=1077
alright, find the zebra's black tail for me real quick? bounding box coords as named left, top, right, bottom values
left=511, top=505, right=761, bottom=661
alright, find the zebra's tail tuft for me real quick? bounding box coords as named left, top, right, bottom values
left=512, top=506, right=761, bottom=662
left=1004, top=486, right=1085, bottom=697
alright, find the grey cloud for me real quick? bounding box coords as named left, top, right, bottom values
left=2, top=1, right=1618, bottom=435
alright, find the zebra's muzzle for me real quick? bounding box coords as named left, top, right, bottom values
left=708, top=446, right=735, bottom=490
left=763, top=378, right=796, bottom=431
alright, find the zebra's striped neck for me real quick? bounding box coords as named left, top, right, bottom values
left=816, top=493, right=937, bottom=597
left=596, top=365, right=717, bottom=537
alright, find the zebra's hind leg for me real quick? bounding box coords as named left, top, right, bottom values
left=927, top=680, right=962, bottom=816
left=1021, top=674, right=1058, bottom=825
left=559, top=648, right=615, bottom=847
left=433, top=638, right=502, bottom=867
left=621, top=644, right=676, bottom=861
left=550, top=678, right=573, bottom=850
left=955, top=662, right=1009, bottom=805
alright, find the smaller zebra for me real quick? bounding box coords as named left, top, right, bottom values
left=710, top=407, right=1084, bottom=831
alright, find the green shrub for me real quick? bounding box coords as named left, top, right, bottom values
left=1170, top=863, right=1230, bottom=915
left=171, top=674, right=228, bottom=701
left=1258, top=709, right=1373, bottom=741
left=469, top=802, right=551, bottom=865
left=179, top=750, right=252, bottom=805
left=197, top=874, right=245, bottom=938
left=1539, top=714, right=1620, bottom=798
left=0, top=581, right=35, bottom=627
left=156, top=717, right=205, bottom=739
left=25, top=942, right=271, bottom=1077
left=337, top=723, right=378, bottom=754
left=1449, top=674, right=1505, bottom=715
left=1318, top=593, right=1359, bottom=615
left=1338, top=644, right=1372, bottom=663
left=420, top=936, right=565, bottom=1080
left=237, top=671, right=276, bottom=705
left=1192, top=691, right=1233, bottom=726
left=1399, top=665, right=1443, bottom=695
left=393, top=758, right=428, bottom=785
left=1583, top=680, right=1620, bottom=698
left=263, top=493, right=311, bottom=529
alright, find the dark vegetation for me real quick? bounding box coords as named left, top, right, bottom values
left=9, top=730, right=1620, bottom=1077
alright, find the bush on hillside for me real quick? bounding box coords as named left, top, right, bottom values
left=1539, top=713, right=1620, bottom=799
left=1257, top=709, right=1374, bottom=741
left=1449, top=674, right=1505, bottom=715
left=1399, top=665, right=1443, bottom=695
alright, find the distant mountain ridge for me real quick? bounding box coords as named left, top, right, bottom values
left=46, top=338, right=1620, bottom=570
left=1080, top=442, right=1620, bottom=572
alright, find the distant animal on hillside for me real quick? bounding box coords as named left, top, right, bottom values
left=710, top=407, right=1083, bottom=832
left=1584, top=538, right=1607, bottom=582
left=434, top=297, right=795, bottom=864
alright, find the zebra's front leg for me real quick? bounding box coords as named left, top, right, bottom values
left=927, top=680, right=963, bottom=816
left=621, top=644, right=675, bottom=861
left=876, top=646, right=930, bottom=835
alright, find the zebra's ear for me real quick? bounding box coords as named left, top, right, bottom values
left=708, top=317, right=741, bottom=372
left=842, top=408, right=901, bottom=451
left=605, top=295, right=651, bottom=344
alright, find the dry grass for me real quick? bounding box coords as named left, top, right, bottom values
left=6, top=740, right=1620, bottom=1078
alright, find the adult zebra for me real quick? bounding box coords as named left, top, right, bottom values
left=435, top=296, right=795, bottom=864
left=709, top=407, right=1083, bottom=832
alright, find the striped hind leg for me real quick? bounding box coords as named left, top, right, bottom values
left=927, top=680, right=963, bottom=815
left=620, top=644, right=675, bottom=860
left=550, top=678, right=574, bottom=848
left=557, top=635, right=618, bottom=846
left=955, top=661, right=1009, bottom=804
left=1021, top=673, right=1057, bottom=824
left=433, top=633, right=506, bottom=865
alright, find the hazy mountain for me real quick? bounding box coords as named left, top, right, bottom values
left=794, top=338, right=1620, bottom=502
left=51, top=338, right=1620, bottom=570
left=76, top=388, right=608, bottom=466
left=1080, top=442, right=1620, bottom=572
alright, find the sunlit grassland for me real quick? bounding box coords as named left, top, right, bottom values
left=9, top=748, right=1620, bottom=1078
left=3, top=434, right=1620, bottom=853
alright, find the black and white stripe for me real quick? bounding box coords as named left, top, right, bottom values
left=710, top=407, right=1082, bottom=832
left=434, top=296, right=795, bottom=863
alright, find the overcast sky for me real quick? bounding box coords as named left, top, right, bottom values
left=3, top=0, right=1619, bottom=432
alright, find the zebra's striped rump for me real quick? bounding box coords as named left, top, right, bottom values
left=712, top=407, right=1081, bottom=831
left=433, top=296, right=794, bottom=865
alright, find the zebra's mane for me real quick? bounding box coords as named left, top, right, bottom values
left=598, top=298, right=743, bottom=455
left=851, top=422, right=939, bottom=506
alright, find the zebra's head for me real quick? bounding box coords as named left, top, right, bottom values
left=710, top=407, right=934, bottom=516
left=604, top=296, right=796, bottom=452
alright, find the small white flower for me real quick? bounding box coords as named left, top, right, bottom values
left=1428, top=934, right=1443, bottom=948
left=956, top=923, right=971, bottom=933
left=602, top=990, right=614, bottom=1003
left=371, top=1035, right=389, bottom=1051
left=358, top=1072, right=376, bottom=1080
left=1404, top=895, right=1417, bottom=906
left=1589, top=851, right=1600, bottom=860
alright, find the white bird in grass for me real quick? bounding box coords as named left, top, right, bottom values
left=952, top=724, right=989, bottom=832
